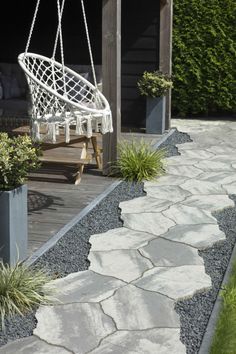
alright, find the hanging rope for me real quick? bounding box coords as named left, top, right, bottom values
left=25, top=0, right=41, bottom=54
left=18, top=0, right=113, bottom=143
left=80, top=0, right=98, bottom=89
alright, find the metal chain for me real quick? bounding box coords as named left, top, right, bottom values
left=25, top=0, right=41, bottom=54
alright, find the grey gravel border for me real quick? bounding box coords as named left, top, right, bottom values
left=198, top=241, right=236, bottom=354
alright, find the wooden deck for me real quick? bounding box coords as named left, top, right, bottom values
left=19, top=130, right=166, bottom=258
left=27, top=165, right=115, bottom=256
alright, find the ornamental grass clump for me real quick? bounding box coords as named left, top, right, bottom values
left=0, top=261, right=53, bottom=331
left=0, top=133, right=41, bottom=191
left=114, top=139, right=166, bottom=182
left=137, top=71, right=173, bottom=98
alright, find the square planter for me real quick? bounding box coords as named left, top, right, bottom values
left=146, top=95, right=166, bottom=134
left=0, top=184, right=28, bottom=266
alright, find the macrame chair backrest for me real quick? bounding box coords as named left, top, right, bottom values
left=18, top=0, right=113, bottom=143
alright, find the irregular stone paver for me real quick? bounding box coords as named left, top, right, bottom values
left=181, top=178, right=225, bottom=195
left=180, top=194, right=234, bottom=211
left=119, top=196, right=172, bottom=213
left=223, top=183, right=236, bottom=195
left=88, top=250, right=152, bottom=282
left=89, top=329, right=186, bottom=354
left=0, top=336, right=70, bottom=354
left=162, top=205, right=217, bottom=225
left=48, top=270, right=125, bottom=303
left=122, top=212, right=175, bottom=236
left=101, top=285, right=179, bottom=329
left=145, top=185, right=191, bottom=202
left=34, top=303, right=116, bottom=354
left=166, top=165, right=203, bottom=178
left=134, top=266, right=211, bottom=300
left=198, top=171, right=236, bottom=185
left=145, top=175, right=189, bottom=186
left=140, top=237, right=203, bottom=266
left=180, top=149, right=214, bottom=160
left=90, top=228, right=156, bottom=251
left=161, top=224, right=225, bottom=250
left=166, top=156, right=202, bottom=165
left=195, top=160, right=234, bottom=172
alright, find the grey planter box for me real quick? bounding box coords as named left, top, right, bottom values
left=0, top=184, right=28, bottom=266
left=146, top=96, right=166, bottom=134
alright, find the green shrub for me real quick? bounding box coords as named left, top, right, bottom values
left=0, top=133, right=41, bottom=190
left=113, top=139, right=166, bottom=182
left=172, top=0, right=236, bottom=117
left=0, top=261, right=53, bottom=330
left=137, top=71, right=173, bottom=98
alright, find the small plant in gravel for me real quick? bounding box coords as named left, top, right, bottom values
left=0, top=261, right=53, bottom=331
left=113, top=139, right=166, bottom=182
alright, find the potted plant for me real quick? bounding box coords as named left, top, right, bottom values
left=137, top=70, right=173, bottom=134
left=0, top=133, right=40, bottom=266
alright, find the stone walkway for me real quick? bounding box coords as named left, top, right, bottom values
left=2, top=119, right=236, bottom=353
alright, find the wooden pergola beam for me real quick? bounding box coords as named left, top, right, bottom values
left=159, top=0, right=173, bottom=130
left=102, top=0, right=121, bottom=174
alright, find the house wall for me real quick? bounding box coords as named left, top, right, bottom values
left=0, top=0, right=102, bottom=65
left=121, top=0, right=160, bottom=130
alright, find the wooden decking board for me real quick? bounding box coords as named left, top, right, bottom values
left=27, top=167, right=115, bottom=257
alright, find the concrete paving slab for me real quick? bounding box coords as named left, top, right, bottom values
left=181, top=178, right=225, bottom=195
left=134, top=266, right=211, bottom=300
left=180, top=149, right=214, bottom=160
left=48, top=270, right=125, bottom=303
left=88, top=250, right=152, bottom=282
left=121, top=212, right=175, bottom=237
left=89, top=329, right=186, bottom=354
left=180, top=194, right=234, bottom=211
left=195, top=160, right=234, bottom=172
left=165, top=156, right=201, bottom=166
left=0, top=336, right=70, bottom=354
left=144, top=185, right=191, bottom=203
left=34, top=303, right=116, bottom=354
left=166, top=165, right=203, bottom=178
left=161, top=224, right=225, bottom=249
left=119, top=196, right=173, bottom=214
left=101, top=285, right=179, bottom=330
left=90, top=228, right=156, bottom=251
left=140, top=237, right=203, bottom=266
left=144, top=175, right=189, bottom=187
left=163, top=205, right=217, bottom=225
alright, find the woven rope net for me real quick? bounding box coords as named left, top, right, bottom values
left=18, top=53, right=113, bottom=142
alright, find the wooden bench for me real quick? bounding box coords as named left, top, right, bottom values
left=12, top=126, right=103, bottom=184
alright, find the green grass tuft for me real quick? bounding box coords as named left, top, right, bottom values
left=0, top=261, right=53, bottom=331
left=113, top=139, right=166, bottom=182
left=210, top=260, right=236, bottom=354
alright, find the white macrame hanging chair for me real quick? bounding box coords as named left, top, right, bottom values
left=18, top=0, right=113, bottom=143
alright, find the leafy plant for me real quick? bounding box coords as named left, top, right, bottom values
left=113, top=139, right=166, bottom=182
left=0, top=133, right=41, bottom=190
left=137, top=71, right=173, bottom=98
left=172, top=0, right=236, bottom=117
left=0, top=261, right=53, bottom=331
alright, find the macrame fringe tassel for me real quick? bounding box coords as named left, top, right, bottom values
left=76, top=117, right=83, bottom=135
left=48, top=123, right=57, bottom=143
left=65, top=121, right=70, bottom=143
left=86, top=116, right=93, bottom=138
left=33, top=121, right=41, bottom=141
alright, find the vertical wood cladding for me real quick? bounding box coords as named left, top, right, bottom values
left=121, top=0, right=160, bottom=129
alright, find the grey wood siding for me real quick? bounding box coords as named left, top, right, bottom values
left=121, top=0, right=160, bottom=129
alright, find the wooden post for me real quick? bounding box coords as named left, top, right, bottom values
left=102, top=0, right=121, bottom=175
left=159, top=0, right=173, bottom=130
